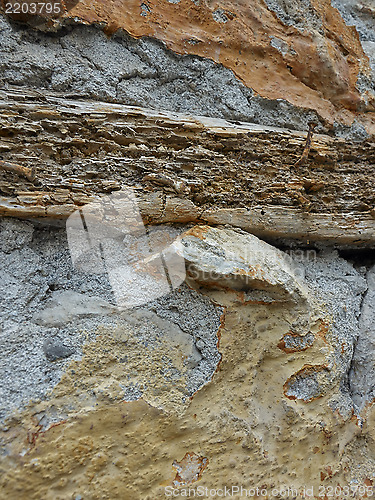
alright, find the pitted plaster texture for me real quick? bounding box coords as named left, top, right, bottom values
left=1, top=223, right=374, bottom=498
left=0, top=0, right=374, bottom=495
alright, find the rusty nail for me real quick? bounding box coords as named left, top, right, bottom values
left=294, top=122, right=318, bottom=167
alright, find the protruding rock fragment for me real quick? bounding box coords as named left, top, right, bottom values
left=278, top=332, right=315, bottom=353
left=175, top=225, right=310, bottom=304
left=0, top=160, right=36, bottom=182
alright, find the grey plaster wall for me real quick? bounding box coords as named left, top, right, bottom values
left=331, top=0, right=375, bottom=92
left=349, top=263, right=375, bottom=411
left=0, top=2, right=373, bottom=139
left=0, top=15, right=344, bottom=134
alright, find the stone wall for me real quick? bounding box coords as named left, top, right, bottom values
left=0, top=1, right=375, bottom=498
left=0, top=0, right=374, bottom=138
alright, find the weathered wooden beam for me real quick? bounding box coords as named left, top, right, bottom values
left=0, top=87, right=374, bottom=248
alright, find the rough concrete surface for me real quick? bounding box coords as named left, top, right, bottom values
left=331, top=0, right=375, bottom=98
left=0, top=0, right=375, bottom=498
left=0, top=14, right=322, bottom=133
left=0, top=218, right=223, bottom=422
left=349, top=263, right=375, bottom=411
left=3, top=0, right=374, bottom=134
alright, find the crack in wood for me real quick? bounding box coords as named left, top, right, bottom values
left=0, top=87, right=374, bottom=247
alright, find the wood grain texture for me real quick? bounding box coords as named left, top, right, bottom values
left=0, top=88, right=374, bottom=247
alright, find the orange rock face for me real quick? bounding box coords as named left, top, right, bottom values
left=1, top=0, right=374, bottom=131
